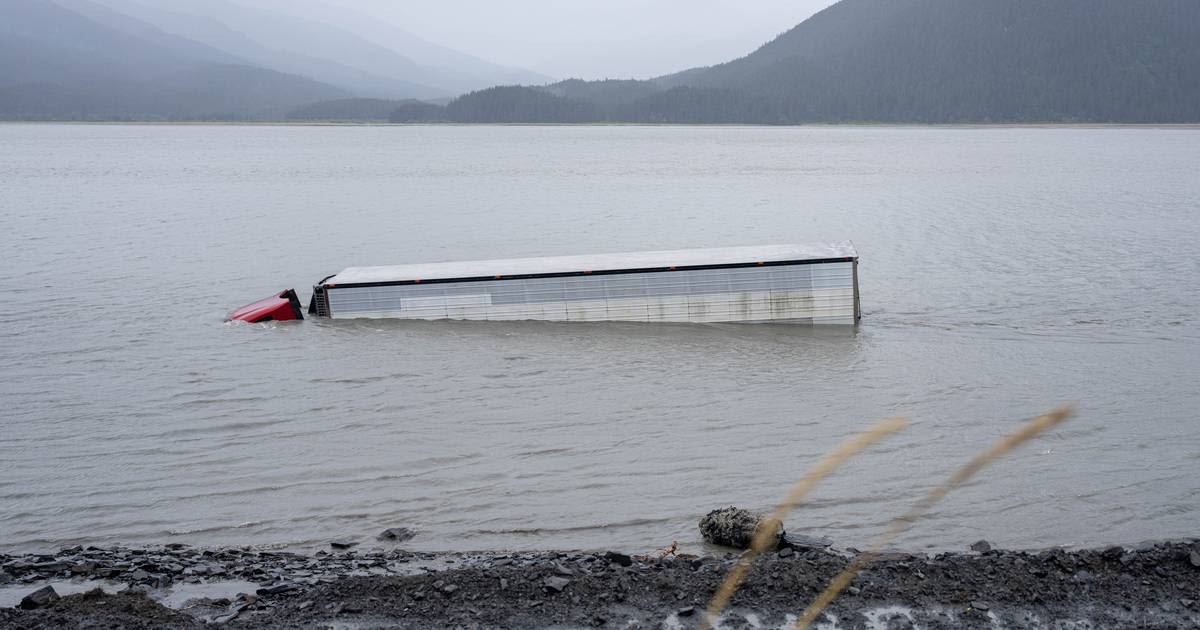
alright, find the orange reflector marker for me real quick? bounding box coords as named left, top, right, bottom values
left=495, top=275, right=503, bottom=279
left=757, top=261, right=765, bottom=266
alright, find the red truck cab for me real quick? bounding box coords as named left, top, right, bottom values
left=226, top=289, right=304, bottom=323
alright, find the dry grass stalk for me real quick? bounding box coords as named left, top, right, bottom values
left=700, top=416, right=910, bottom=630
left=792, top=404, right=1075, bottom=630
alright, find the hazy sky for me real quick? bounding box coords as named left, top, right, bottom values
left=350, top=0, right=839, bottom=79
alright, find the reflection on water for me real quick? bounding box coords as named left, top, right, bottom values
left=1, top=124, right=1197, bottom=554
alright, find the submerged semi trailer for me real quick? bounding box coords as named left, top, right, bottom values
left=302, top=243, right=860, bottom=325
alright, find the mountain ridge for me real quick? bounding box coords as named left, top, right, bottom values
left=400, top=0, right=1200, bottom=124
left=0, top=0, right=349, bottom=120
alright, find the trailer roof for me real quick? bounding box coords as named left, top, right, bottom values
left=324, top=242, right=857, bottom=286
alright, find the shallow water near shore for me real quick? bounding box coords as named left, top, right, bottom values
left=1, top=124, right=1198, bottom=554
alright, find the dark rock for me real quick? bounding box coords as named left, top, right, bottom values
left=970, top=540, right=992, bottom=553
left=778, top=547, right=795, bottom=558
left=698, top=506, right=782, bottom=550
left=543, top=576, right=571, bottom=593
left=377, top=528, right=416, bottom=542
left=847, top=586, right=861, bottom=596
left=1189, top=550, right=1200, bottom=568
left=256, top=582, right=297, bottom=596
left=129, top=569, right=150, bottom=581
left=971, top=600, right=991, bottom=612
left=212, top=606, right=246, bottom=624
left=553, top=562, right=574, bottom=576
left=70, top=562, right=98, bottom=575
left=782, top=533, right=833, bottom=550
left=20, top=585, right=60, bottom=609
left=604, top=552, right=633, bottom=567
left=678, top=606, right=696, bottom=617
left=441, top=584, right=460, bottom=595
left=330, top=540, right=358, bottom=550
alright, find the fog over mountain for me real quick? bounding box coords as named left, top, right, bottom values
left=349, top=0, right=836, bottom=80
left=0, top=0, right=348, bottom=120
left=0, top=0, right=548, bottom=119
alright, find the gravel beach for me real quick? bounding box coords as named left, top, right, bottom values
left=3, top=539, right=1199, bottom=628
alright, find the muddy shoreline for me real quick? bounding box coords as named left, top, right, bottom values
left=3, top=540, right=1199, bottom=628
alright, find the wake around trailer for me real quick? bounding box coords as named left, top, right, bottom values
left=229, top=243, right=860, bottom=325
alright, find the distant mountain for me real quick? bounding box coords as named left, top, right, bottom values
left=0, top=0, right=347, bottom=120
left=235, top=0, right=551, bottom=93
left=92, top=0, right=445, bottom=99
left=655, top=0, right=1200, bottom=122
left=412, top=0, right=1200, bottom=124
left=90, top=0, right=548, bottom=99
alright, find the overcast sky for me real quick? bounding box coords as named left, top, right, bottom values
left=350, top=0, right=839, bottom=79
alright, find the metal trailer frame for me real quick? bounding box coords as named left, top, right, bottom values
left=309, top=243, right=860, bottom=325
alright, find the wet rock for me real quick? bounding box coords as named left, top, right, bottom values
left=378, top=527, right=416, bottom=542
left=782, top=533, right=833, bottom=550
left=604, top=552, right=633, bottom=567
left=257, top=582, right=298, bottom=596
left=553, top=561, right=574, bottom=576
left=1190, top=550, right=1200, bottom=568
left=543, top=576, right=571, bottom=593
left=778, top=547, right=795, bottom=559
left=970, top=540, right=993, bottom=553
left=330, top=540, right=358, bottom=550
left=970, top=600, right=990, bottom=612
left=70, top=561, right=98, bottom=575
left=678, top=606, right=696, bottom=617
left=20, top=585, right=60, bottom=609
left=698, top=507, right=782, bottom=550
left=441, top=583, right=460, bottom=595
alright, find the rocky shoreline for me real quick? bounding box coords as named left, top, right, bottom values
left=3, top=539, right=1199, bottom=628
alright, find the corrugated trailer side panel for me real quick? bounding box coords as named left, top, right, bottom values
left=322, top=260, right=857, bottom=324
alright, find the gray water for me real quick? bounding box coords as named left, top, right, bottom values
left=2, top=124, right=1198, bottom=555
